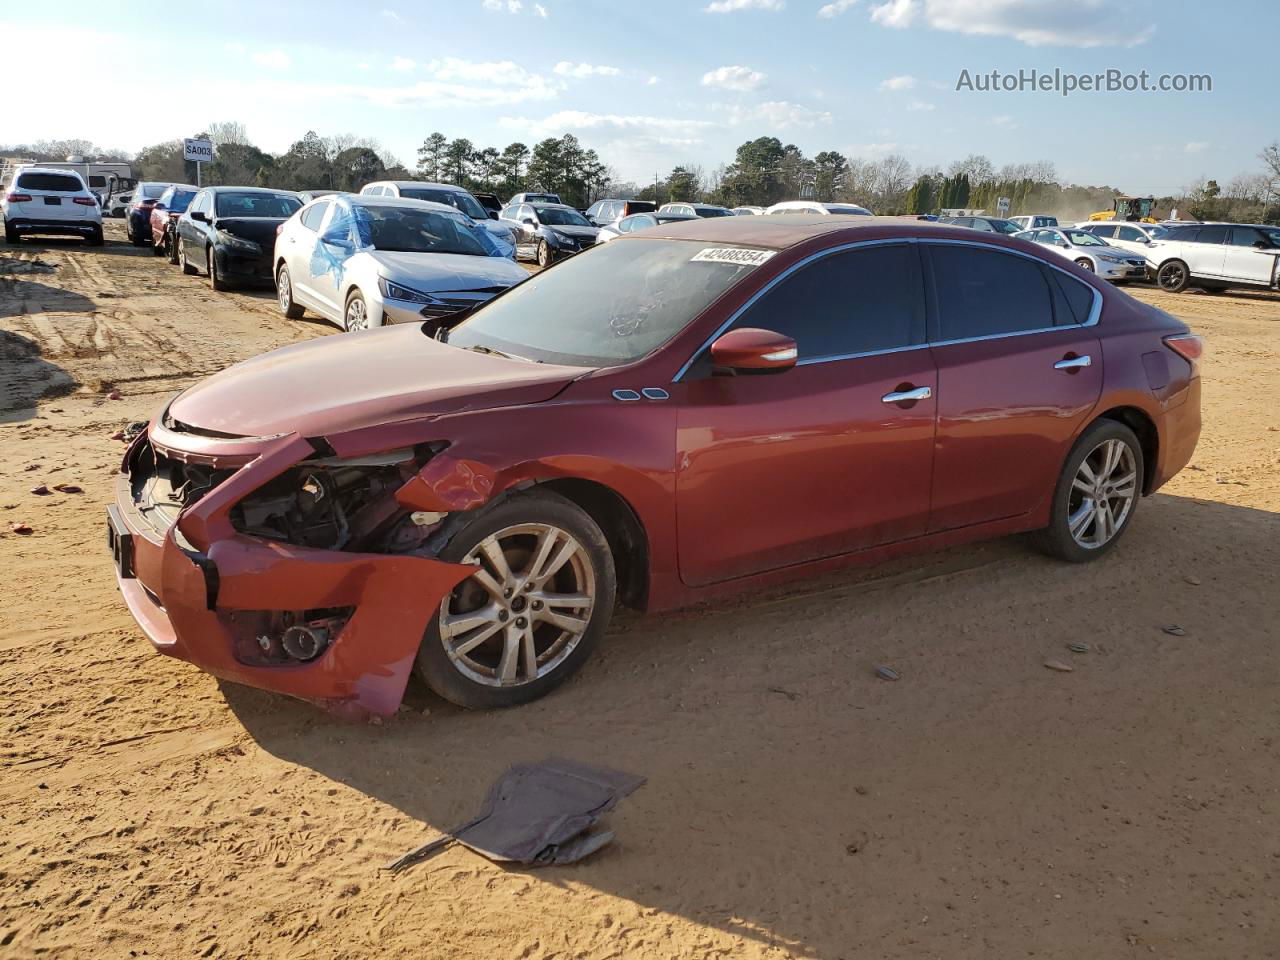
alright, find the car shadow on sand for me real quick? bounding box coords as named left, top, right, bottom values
left=0, top=328, right=79, bottom=423
left=220, top=492, right=1280, bottom=958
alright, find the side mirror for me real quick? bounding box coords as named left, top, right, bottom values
left=488, top=211, right=499, bottom=220
left=190, top=211, right=208, bottom=223
left=1253, top=240, right=1270, bottom=249
left=522, top=217, right=534, bottom=226
left=708, top=328, right=797, bottom=375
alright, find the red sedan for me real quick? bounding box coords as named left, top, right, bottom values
left=108, top=216, right=1201, bottom=716
left=148, top=184, right=197, bottom=264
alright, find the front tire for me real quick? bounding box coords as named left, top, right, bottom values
left=415, top=491, right=616, bottom=709
left=343, top=290, right=371, bottom=331
left=1034, top=419, right=1143, bottom=563
left=180, top=239, right=198, bottom=275
left=1074, top=257, right=1094, bottom=273
left=1157, top=259, right=1190, bottom=293
left=208, top=247, right=229, bottom=291
left=537, top=239, right=554, bottom=268
left=276, top=264, right=305, bottom=319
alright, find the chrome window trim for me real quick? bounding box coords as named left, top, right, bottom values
left=671, top=238, right=917, bottom=382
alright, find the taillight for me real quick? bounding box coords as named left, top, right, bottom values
left=1164, top=334, right=1203, bottom=374
left=276, top=224, right=284, bottom=235
left=73, top=197, right=96, bottom=206
left=5, top=193, right=32, bottom=203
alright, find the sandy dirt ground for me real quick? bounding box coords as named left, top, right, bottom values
left=1, top=225, right=1277, bottom=959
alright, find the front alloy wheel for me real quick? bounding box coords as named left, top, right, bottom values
left=1157, top=260, right=1190, bottom=293
left=537, top=239, right=554, bottom=268
left=1075, top=257, right=1095, bottom=273
left=415, top=492, right=616, bottom=708
left=344, top=291, right=370, bottom=331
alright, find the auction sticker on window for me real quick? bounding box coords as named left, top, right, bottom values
left=691, top=247, right=776, bottom=266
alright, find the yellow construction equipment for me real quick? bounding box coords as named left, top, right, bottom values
left=1089, top=195, right=1157, bottom=223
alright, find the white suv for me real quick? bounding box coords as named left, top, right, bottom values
left=2, top=167, right=104, bottom=245
left=1145, top=222, right=1280, bottom=293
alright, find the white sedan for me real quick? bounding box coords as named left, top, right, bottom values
left=1015, top=227, right=1148, bottom=283
left=274, top=194, right=528, bottom=331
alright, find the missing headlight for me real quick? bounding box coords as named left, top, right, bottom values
left=231, top=463, right=404, bottom=550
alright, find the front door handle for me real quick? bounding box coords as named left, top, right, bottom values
left=1054, top=355, right=1092, bottom=371
left=881, top=386, right=932, bottom=404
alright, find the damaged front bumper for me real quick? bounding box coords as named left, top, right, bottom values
left=108, top=427, right=475, bottom=718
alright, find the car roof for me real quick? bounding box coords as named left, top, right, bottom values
left=531, top=202, right=578, bottom=210
left=343, top=194, right=460, bottom=214
left=205, top=186, right=296, bottom=194
left=16, top=166, right=88, bottom=178
left=642, top=214, right=992, bottom=250
left=379, top=181, right=468, bottom=192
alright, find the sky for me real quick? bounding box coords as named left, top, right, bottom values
left=4, top=0, right=1275, bottom=195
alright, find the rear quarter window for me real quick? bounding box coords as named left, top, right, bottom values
left=16, top=173, right=84, bottom=192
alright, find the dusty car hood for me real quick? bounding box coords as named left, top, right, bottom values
left=368, top=251, right=527, bottom=291
left=167, top=323, right=583, bottom=438
left=547, top=225, right=599, bottom=240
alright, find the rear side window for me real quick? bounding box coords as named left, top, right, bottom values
left=16, top=172, right=83, bottom=192
left=1228, top=228, right=1265, bottom=247
left=1090, top=224, right=1118, bottom=238
left=733, top=244, right=921, bottom=360
left=1196, top=225, right=1228, bottom=244
left=929, top=245, right=1055, bottom=341
left=1116, top=226, right=1144, bottom=242
left=1164, top=225, right=1199, bottom=241
left=1048, top=270, right=1095, bottom=326
left=299, top=201, right=330, bottom=230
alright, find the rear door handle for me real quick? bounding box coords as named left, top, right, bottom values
left=1054, top=355, right=1092, bottom=370
left=881, top=386, right=932, bottom=404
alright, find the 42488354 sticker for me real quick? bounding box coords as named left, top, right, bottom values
left=690, top=247, right=776, bottom=267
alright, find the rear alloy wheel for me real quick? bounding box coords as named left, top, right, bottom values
left=344, top=290, right=371, bottom=331
left=415, top=491, right=616, bottom=709
left=1157, top=259, right=1190, bottom=293
left=537, top=239, right=554, bottom=268
left=276, top=264, right=305, bottom=319
left=180, top=240, right=198, bottom=275
left=207, top=247, right=229, bottom=291
left=1035, top=420, right=1143, bottom=563
left=1075, top=257, right=1095, bottom=273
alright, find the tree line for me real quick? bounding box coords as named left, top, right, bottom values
left=5, top=128, right=1277, bottom=224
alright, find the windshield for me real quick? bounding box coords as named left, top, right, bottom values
left=536, top=206, right=590, bottom=227
left=989, top=218, right=1021, bottom=234
left=215, top=192, right=301, bottom=218
left=168, top=189, right=196, bottom=212
left=446, top=238, right=769, bottom=366
left=353, top=204, right=489, bottom=256
left=696, top=207, right=733, bottom=218
left=1064, top=229, right=1105, bottom=246
left=140, top=183, right=167, bottom=199
left=400, top=188, right=487, bottom=220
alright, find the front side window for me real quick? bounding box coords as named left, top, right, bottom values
left=214, top=192, right=301, bottom=218
left=730, top=243, right=921, bottom=360
left=929, top=245, right=1055, bottom=341
left=446, top=238, right=768, bottom=367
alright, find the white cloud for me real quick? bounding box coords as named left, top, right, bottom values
left=845, top=141, right=901, bottom=158
left=553, top=61, right=622, bottom=78
left=391, top=56, right=415, bottom=72
left=482, top=0, right=523, bottom=11
left=818, top=0, right=858, bottom=16
left=380, top=8, right=400, bottom=20
left=421, top=56, right=559, bottom=99
left=991, top=114, right=1018, bottom=129
left=907, top=99, right=935, bottom=111
left=1184, top=141, right=1209, bottom=153
left=647, top=75, right=661, bottom=85
left=499, top=110, right=716, bottom=138
left=878, top=74, right=916, bottom=91
left=727, top=100, right=832, bottom=129
left=871, top=0, right=1154, bottom=47
left=251, top=50, right=291, bottom=70
left=534, top=2, right=549, bottom=15
left=705, top=0, right=784, bottom=12
left=701, top=65, right=767, bottom=92
left=870, top=0, right=918, bottom=27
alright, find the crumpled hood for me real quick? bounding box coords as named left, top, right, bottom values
left=547, top=225, right=599, bottom=241
left=215, top=216, right=291, bottom=246
left=368, top=250, right=527, bottom=292
left=167, top=323, right=583, bottom=438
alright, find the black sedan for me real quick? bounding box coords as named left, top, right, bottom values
left=175, top=187, right=301, bottom=290
left=498, top=201, right=599, bottom=267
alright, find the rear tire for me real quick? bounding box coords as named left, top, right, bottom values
left=3, top=223, right=17, bottom=244
left=1033, top=419, right=1143, bottom=563
left=415, top=491, right=616, bottom=709
left=1157, top=259, right=1190, bottom=293
left=276, top=264, right=305, bottom=319
left=151, top=232, right=166, bottom=256
left=88, top=226, right=104, bottom=247
left=167, top=232, right=180, bottom=265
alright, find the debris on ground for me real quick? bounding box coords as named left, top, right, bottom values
left=23, top=464, right=41, bottom=472
left=845, top=830, right=869, bottom=855
left=386, top=758, right=645, bottom=872
left=1044, top=659, right=1074, bottom=672
left=1162, top=625, right=1188, bottom=637
left=0, top=257, right=56, bottom=276
left=1184, top=575, right=1201, bottom=585
left=30, top=485, right=50, bottom=496
left=874, top=666, right=900, bottom=681
left=122, top=421, right=147, bottom=441
left=109, top=431, right=125, bottom=441
left=52, top=483, right=82, bottom=494
left=10, top=523, right=33, bottom=535
left=1067, top=642, right=1091, bottom=654
left=107, top=391, right=123, bottom=401
left=767, top=686, right=800, bottom=700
